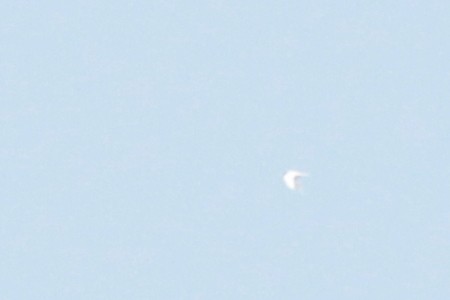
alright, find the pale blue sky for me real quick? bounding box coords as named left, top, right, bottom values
left=1, top=1, right=450, bottom=299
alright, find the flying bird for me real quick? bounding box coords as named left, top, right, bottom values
left=283, top=170, right=309, bottom=190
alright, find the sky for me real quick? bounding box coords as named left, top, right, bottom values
left=1, top=1, right=450, bottom=299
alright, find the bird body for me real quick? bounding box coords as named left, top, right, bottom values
left=283, top=170, right=309, bottom=190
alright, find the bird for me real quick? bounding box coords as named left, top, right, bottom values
left=283, top=170, right=309, bottom=190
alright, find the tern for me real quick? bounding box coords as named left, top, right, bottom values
left=283, top=170, right=309, bottom=190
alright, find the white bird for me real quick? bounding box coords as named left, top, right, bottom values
left=283, top=170, right=309, bottom=190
